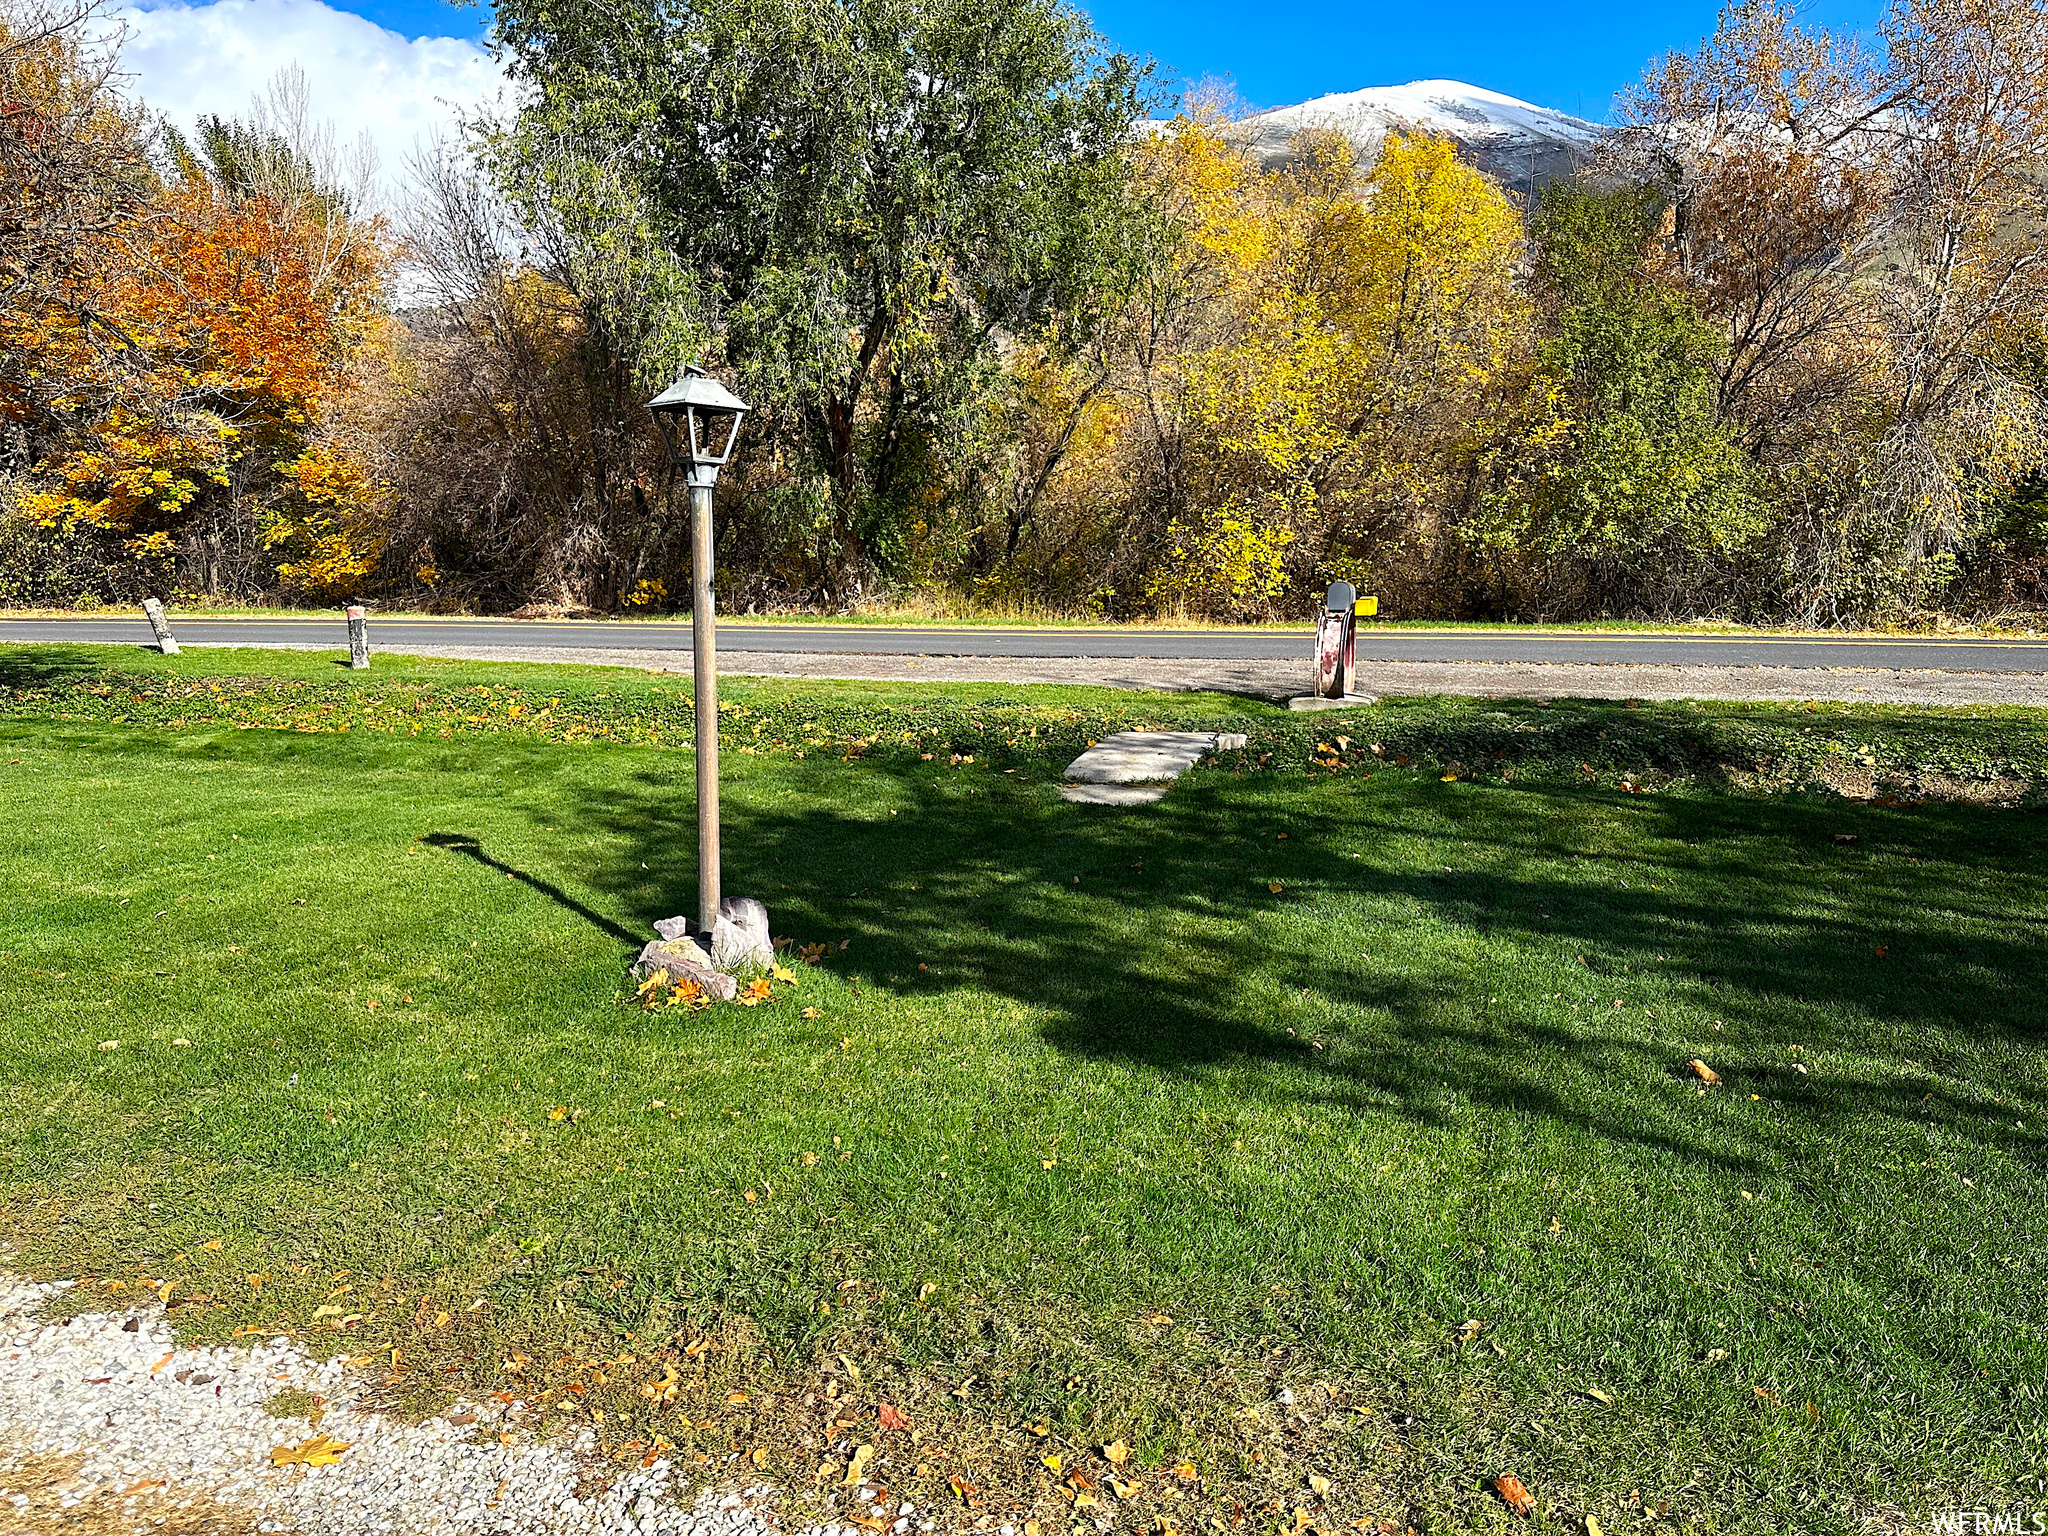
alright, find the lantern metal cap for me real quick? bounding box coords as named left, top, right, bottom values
left=646, top=364, right=750, bottom=416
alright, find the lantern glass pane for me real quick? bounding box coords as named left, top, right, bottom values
left=715, top=410, right=742, bottom=463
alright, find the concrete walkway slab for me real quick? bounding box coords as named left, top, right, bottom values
left=1060, top=783, right=1172, bottom=805
left=1063, top=730, right=1248, bottom=784
left=1060, top=730, right=1248, bottom=804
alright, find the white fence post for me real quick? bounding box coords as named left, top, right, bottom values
left=346, top=605, right=369, bottom=669
left=141, top=597, right=179, bottom=655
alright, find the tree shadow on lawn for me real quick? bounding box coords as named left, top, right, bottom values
left=0, top=642, right=166, bottom=688
left=562, top=754, right=2048, bottom=1184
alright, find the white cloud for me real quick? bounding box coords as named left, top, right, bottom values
left=116, top=0, right=505, bottom=199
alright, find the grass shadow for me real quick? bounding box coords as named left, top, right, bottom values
left=421, top=832, right=645, bottom=946
left=564, top=754, right=2048, bottom=1184
left=0, top=642, right=166, bottom=687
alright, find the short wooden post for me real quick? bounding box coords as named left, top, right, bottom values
left=346, top=605, right=369, bottom=669
left=141, top=597, right=179, bottom=655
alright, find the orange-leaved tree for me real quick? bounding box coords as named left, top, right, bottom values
left=9, top=62, right=393, bottom=600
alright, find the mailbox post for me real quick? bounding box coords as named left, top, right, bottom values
left=1315, top=582, right=1359, bottom=700
left=1294, top=582, right=1379, bottom=710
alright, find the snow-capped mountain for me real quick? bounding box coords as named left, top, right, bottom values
left=1235, top=80, right=1605, bottom=189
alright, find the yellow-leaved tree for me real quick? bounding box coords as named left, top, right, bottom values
left=1133, top=126, right=1528, bottom=617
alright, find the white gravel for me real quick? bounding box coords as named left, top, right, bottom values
left=0, top=1275, right=913, bottom=1536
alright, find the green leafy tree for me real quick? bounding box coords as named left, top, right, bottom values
left=485, top=0, right=1149, bottom=601
left=1474, top=183, right=1755, bottom=614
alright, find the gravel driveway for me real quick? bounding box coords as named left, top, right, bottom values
left=0, top=1276, right=911, bottom=1536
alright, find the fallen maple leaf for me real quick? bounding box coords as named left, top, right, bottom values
left=771, top=964, right=797, bottom=983
left=1689, top=1059, right=1722, bottom=1085
left=1103, top=1439, right=1131, bottom=1465
left=1492, top=1473, right=1535, bottom=1516
left=802, top=1006, right=822, bottom=1020
left=844, top=1443, right=875, bottom=1486
left=1267, top=882, right=1284, bottom=894
left=271, top=1434, right=351, bottom=1468
left=878, top=1401, right=911, bottom=1431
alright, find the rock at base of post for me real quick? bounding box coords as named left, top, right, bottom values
left=654, top=896, right=774, bottom=974
left=631, top=941, right=738, bottom=1002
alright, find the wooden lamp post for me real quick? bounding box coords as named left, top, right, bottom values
left=646, top=364, right=751, bottom=935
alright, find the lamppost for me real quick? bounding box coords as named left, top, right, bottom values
left=646, top=363, right=751, bottom=936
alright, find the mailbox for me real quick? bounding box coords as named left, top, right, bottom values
left=1314, top=582, right=1377, bottom=699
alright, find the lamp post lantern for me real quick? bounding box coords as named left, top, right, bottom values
left=647, top=364, right=751, bottom=936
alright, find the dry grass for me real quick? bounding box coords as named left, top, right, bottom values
left=0, top=1453, right=277, bottom=1535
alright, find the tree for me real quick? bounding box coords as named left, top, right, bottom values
left=0, top=0, right=157, bottom=504
left=374, top=141, right=670, bottom=614
left=1131, top=128, right=1526, bottom=615
left=6, top=58, right=392, bottom=600
left=1471, top=182, right=1755, bottom=618
left=486, top=0, right=1149, bottom=602
left=1613, top=0, right=2048, bottom=621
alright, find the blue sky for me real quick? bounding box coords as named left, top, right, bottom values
left=327, top=0, right=1885, bottom=121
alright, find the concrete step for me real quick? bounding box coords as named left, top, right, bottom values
left=1060, top=729, right=1248, bottom=803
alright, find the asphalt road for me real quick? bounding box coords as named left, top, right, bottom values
left=6, top=617, right=2048, bottom=672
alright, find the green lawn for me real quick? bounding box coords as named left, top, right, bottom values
left=3, top=646, right=2045, bottom=1533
